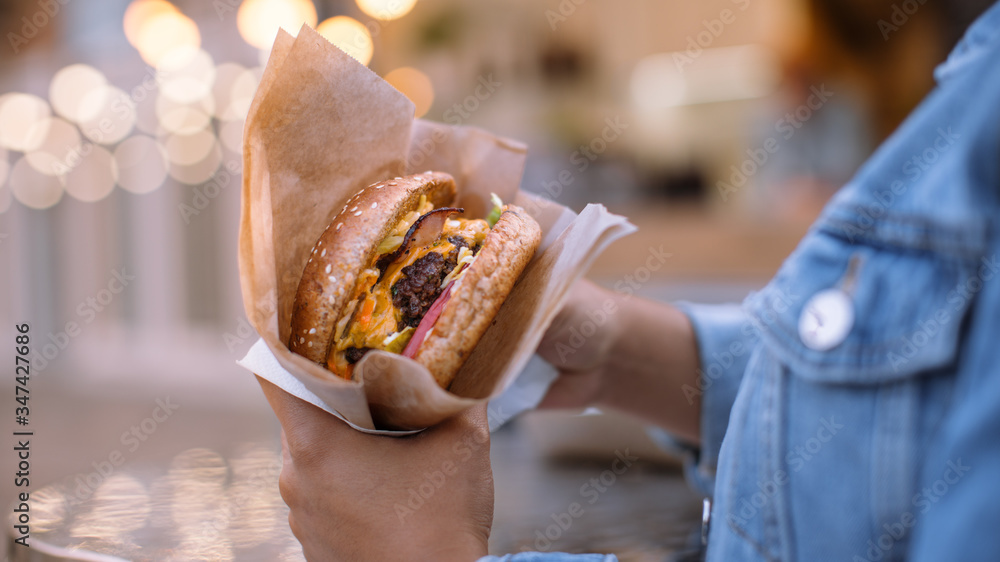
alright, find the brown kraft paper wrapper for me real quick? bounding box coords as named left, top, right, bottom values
left=238, top=25, right=636, bottom=432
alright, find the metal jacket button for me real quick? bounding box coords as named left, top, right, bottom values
left=798, top=288, right=855, bottom=351
left=702, top=498, right=711, bottom=545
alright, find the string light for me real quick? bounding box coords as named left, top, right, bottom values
left=9, top=157, right=64, bottom=210
left=115, top=135, right=169, bottom=194
left=49, top=65, right=108, bottom=123
left=384, top=67, right=434, bottom=118
left=64, top=145, right=117, bottom=203
left=24, top=118, right=81, bottom=176
left=356, top=0, right=417, bottom=21
left=316, top=16, right=373, bottom=66
left=124, top=0, right=201, bottom=67
left=237, top=0, right=317, bottom=50
left=0, top=93, right=51, bottom=152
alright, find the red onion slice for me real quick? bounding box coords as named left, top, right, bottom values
left=377, top=207, right=463, bottom=274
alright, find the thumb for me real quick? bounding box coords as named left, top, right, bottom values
left=257, top=376, right=355, bottom=452
left=257, top=376, right=310, bottom=425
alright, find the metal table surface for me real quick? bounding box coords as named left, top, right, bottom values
left=7, top=415, right=703, bottom=562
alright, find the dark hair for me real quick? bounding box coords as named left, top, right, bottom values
left=810, top=0, right=995, bottom=55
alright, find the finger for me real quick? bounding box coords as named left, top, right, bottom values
left=280, top=429, right=292, bottom=464
left=537, top=371, right=599, bottom=410
left=257, top=376, right=306, bottom=422
left=536, top=303, right=577, bottom=356
left=257, top=376, right=357, bottom=451
left=257, top=376, right=340, bottom=428
left=536, top=280, right=603, bottom=368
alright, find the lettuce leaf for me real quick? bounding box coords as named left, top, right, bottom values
left=486, top=193, right=503, bottom=227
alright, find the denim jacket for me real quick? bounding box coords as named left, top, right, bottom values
left=481, top=3, right=1000, bottom=561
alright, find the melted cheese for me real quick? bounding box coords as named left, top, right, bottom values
left=327, top=210, right=491, bottom=377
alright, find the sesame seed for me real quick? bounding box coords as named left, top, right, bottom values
left=336, top=223, right=343, bottom=230
left=321, top=249, right=327, bottom=257
left=309, top=328, right=316, bottom=334
left=326, top=264, right=332, bottom=274
left=371, top=202, right=378, bottom=209
left=350, top=206, right=357, bottom=212
left=394, top=177, right=402, bottom=180
left=299, top=337, right=305, bottom=344
left=318, top=240, right=322, bottom=246
left=328, top=276, right=336, bottom=282
left=308, top=341, right=313, bottom=347
left=354, top=211, right=362, bottom=216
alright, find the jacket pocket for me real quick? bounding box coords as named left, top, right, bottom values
left=743, top=208, right=991, bottom=384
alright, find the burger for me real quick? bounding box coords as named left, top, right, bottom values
left=288, top=171, right=541, bottom=389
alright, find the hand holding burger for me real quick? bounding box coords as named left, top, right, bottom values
left=259, top=378, right=494, bottom=562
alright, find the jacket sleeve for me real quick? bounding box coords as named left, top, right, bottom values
left=651, top=302, right=758, bottom=496
left=478, top=554, right=618, bottom=561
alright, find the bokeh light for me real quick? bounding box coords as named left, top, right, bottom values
left=218, top=119, right=245, bottom=154
left=9, top=157, right=64, bottom=210
left=317, top=16, right=373, bottom=66
left=64, top=145, right=117, bottom=203
left=0, top=147, right=10, bottom=213
left=164, top=130, right=217, bottom=166
left=69, top=474, right=150, bottom=539
left=0, top=184, right=11, bottom=214
left=24, top=118, right=81, bottom=176
left=167, top=139, right=223, bottom=185
left=211, top=63, right=247, bottom=121
left=356, top=0, right=418, bottom=21
left=49, top=65, right=108, bottom=123
left=125, top=0, right=201, bottom=67
left=29, top=485, right=69, bottom=534
left=237, top=0, right=317, bottom=50
left=78, top=86, right=137, bottom=145
left=225, top=445, right=283, bottom=549
left=0, top=146, right=8, bottom=182
left=124, top=0, right=178, bottom=45
left=115, top=135, right=168, bottom=194
left=158, top=47, right=216, bottom=106
left=156, top=95, right=214, bottom=136
left=384, top=67, right=434, bottom=118
left=134, top=93, right=161, bottom=135
left=0, top=94, right=51, bottom=152
left=225, top=67, right=263, bottom=121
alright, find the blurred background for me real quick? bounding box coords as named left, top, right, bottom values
left=0, top=0, right=993, bottom=559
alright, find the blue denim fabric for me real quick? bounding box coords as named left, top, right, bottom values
left=476, top=552, right=618, bottom=562
left=489, top=3, right=1000, bottom=561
